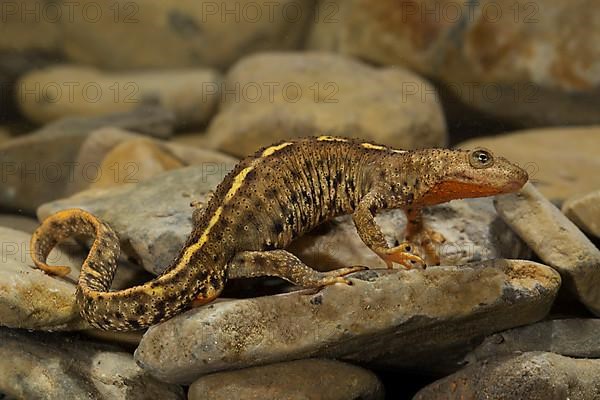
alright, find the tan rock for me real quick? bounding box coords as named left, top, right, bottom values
left=466, top=319, right=600, bottom=363
left=0, top=328, right=184, bottom=399
left=170, top=131, right=212, bottom=149
left=1, top=0, right=313, bottom=70
left=562, top=190, right=600, bottom=238
left=135, top=259, right=559, bottom=384
left=17, top=65, right=221, bottom=127
left=188, top=359, right=385, bottom=400
left=67, top=127, right=236, bottom=193
left=414, top=352, right=600, bottom=400
left=458, top=126, right=600, bottom=202
left=495, top=183, right=600, bottom=316
left=0, top=107, right=175, bottom=213
left=310, top=0, right=600, bottom=126
left=205, top=52, right=447, bottom=157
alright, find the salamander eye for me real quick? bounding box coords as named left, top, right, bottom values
left=469, top=149, right=494, bottom=168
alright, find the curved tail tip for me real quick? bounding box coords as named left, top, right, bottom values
left=32, top=260, right=72, bottom=277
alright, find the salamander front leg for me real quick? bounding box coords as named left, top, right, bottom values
left=377, top=241, right=426, bottom=270
left=353, top=194, right=425, bottom=270
left=405, top=208, right=446, bottom=266
left=227, top=250, right=367, bottom=287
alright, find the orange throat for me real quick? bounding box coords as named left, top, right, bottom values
left=421, top=180, right=509, bottom=205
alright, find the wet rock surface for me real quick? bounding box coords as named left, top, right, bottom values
left=414, top=352, right=600, bottom=400
left=188, top=359, right=385, bottom=400
left=495, top=183, right=600, bottom=316
left=0, top=328, right=184, bottom=400
left=205, top=52, right=447, bottom=157
left=135, top=259, right=560, bottom=384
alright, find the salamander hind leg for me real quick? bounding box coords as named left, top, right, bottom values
left=191, top=270, right=225, bottom=308
left=227, top=250, right=367, bottom=287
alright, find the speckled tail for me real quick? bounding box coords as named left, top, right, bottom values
left=31, top=208, right=120, bottom=288
left=31, top=208, right=222, bottom=331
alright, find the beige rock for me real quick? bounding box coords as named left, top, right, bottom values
left=495, top=183, right=600, bottom=315
left=0, top=328, right=184, bottom=400
left=0, top=106, right=175, bottom=213
left=562, top=190, right=600, bottom=238
left=205, top=52, right=447, bottom=157
left=458, top=126, right=600, bottom=202
left=17, top=65, right=221, bottom=127
left=188, top=359, right=385, bottom=400
left=466, top=319, right=600, bottom=363
left=414, top=352, right=600, bottom=400
left=67, top=127, right=236, bottom=193
left=135, top=259, right=560, bottom=384
left=170, top=131, right=212, bottom=149
left=93, top=139, right=185, bottom=188
left=311, top=0, right=600, bottom=126
left=60, top=0, right=313, bottom=69
left=306, top=0, right=350, bottom=51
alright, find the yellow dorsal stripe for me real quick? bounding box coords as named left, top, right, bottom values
left=174, top=164, right=256, bottom=271
left=224, top=166, right=255, bottom=202
left=169, top=206, right=224, bottom=276
left=361, top=143, right=386, bottom=150
left=317, top=135, right=348, bottom=142
left=262, top=142, right=293, bottom=157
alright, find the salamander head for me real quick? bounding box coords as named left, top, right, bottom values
left=418, top=148, right=528, bottom=206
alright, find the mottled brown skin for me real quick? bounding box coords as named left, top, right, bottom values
left=31, top=136, right=528, bottom=331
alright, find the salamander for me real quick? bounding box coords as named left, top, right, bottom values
left=30, top=136, right=528, bottom=331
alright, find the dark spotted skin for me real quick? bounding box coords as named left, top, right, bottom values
left=31, top=136, right=528, bottom=331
